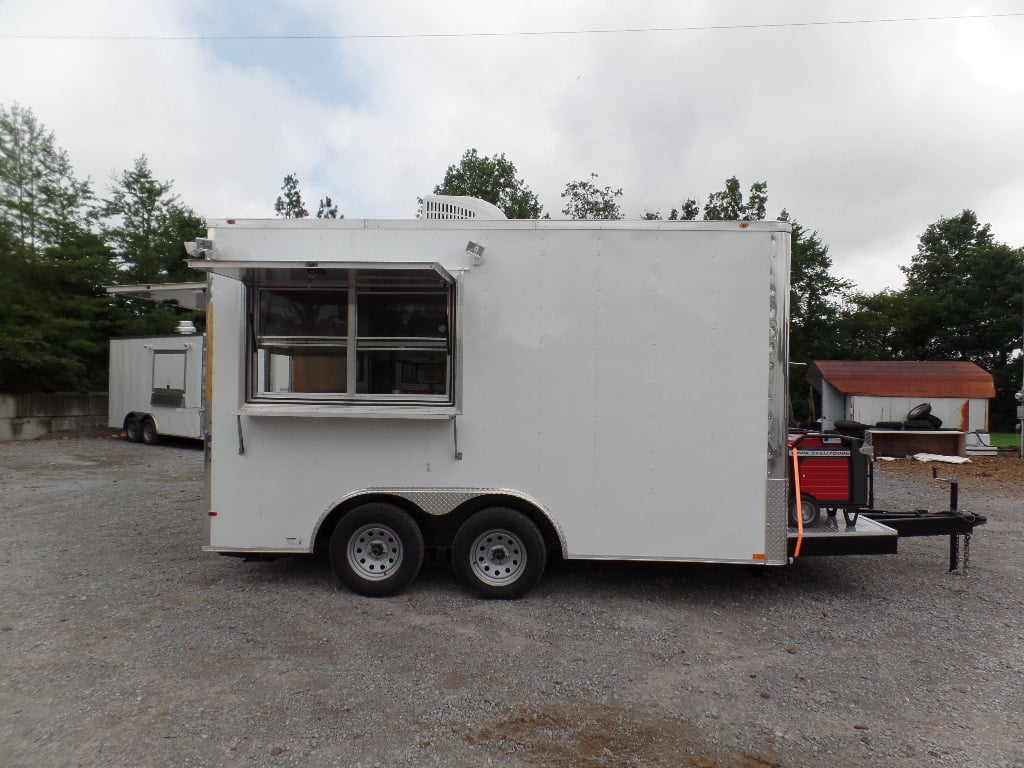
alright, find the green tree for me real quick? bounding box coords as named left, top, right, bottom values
left=0, top=104, right=119, bottom=393
left=899, top=210, right=1024, bottom=428
left=0, top=104, right=207, bottom=393
left=0, top=103, right=92, bottom=253
left=561, top=173, right=623, bottom=220
left=100, top=156, right=205, bottom=283
left=433, top=149, right=542, bottom=219
left=40, top=148, right=94, bottom=247
left=274, top=173, right=309, bottom=218
left=316, top=195, right=340, bottom=219
left=784, top=216, right=854, bottom=421
left=832, top=289, right=908, bottom=361
left=702, top=176, right=767, bottom=221
left=668, top=199, right=700, bottom=221
left=0, top=222, right=119, bottom=392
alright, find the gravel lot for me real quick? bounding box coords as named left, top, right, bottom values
left=2, top=434, right=1022, bottom=768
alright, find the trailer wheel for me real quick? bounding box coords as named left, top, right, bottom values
left=453, top=508, right=546, bottom=599
left=329, top=503, right=424, bottom=597
left=124, top=417, right=143, bottom=443
left=141, top=418, right=160, bottom=445
left=789, top=494, right=821, bottom=528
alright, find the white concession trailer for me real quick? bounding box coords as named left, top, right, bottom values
left=108, top=329, right=204, bottom=444
left=187, top=200, right=978, bottom=598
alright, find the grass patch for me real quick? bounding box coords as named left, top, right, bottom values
left=988, top=432, right=1020, bottom=449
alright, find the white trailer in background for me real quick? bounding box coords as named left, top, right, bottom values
left=185, top=198, right=981, bottom=599
left=107, top=326, right=204, bottom=444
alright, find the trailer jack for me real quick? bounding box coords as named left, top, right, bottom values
left=860, top=469, right=986, bottom=575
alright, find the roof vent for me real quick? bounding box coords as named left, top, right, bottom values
left=420, top=195, right=506, bottom=220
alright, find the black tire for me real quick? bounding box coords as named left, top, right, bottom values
left=329, top=503, right=424, bottom=597
left=141, top=418, right=160, bottom=445
left=833, top=420, right=867, bottom=436
left=789, top=494, right=821, bottom=528
left=923, top=413, right=943, bottom=428
left=904, top=419, right=935, bottom=430
left=834, top=419, right=866, bottom=430
left=124, top=417, right=143, bottom=443
left=907, top=402, right=932, bottom=420
left=453, top=508, right=547, bottom=599
left=874, top=421, right=903, bottom=430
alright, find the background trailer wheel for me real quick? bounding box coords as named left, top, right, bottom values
left=141, top=417, right=160, bottom=445
left=453, top=507, right=547, bottom=599
left=124, top=417, right=143, bottom=443
left=329, top=503, right=424, bottom=597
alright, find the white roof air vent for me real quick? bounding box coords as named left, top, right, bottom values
left=420, top=195, right=506, bottom=220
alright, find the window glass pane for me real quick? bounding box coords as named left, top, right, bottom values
left=151, top=350, right=187, bottom=407
left=259, top=289, right=347, bottom=337
left=357, top=293, right=448, bottom=338
left=356, top=350, right=448, bottom=395
left=152, top=351, right=187, bottom=391
left=257, top=346, right=347, bottom=393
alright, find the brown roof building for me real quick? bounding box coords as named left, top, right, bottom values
left=807, top=360, right=995, bottom=433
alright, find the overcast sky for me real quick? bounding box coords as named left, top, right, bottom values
left=1, top=0, right=1022, bottom=293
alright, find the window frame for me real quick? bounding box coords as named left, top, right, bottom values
left=246, top=267, right=458, bottom=409
left=150, top=349, right=188, bottom=408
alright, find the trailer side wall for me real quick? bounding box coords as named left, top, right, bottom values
left=203, top=220, right=790, bottom=564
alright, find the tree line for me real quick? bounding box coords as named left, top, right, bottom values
left=0, top=103, right=206, bottom=392
left=423, top=149, right=1024, bottom=429
left=3, top=106, right=1021, bottom=429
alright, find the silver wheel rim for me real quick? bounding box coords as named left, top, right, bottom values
left=347, top=523, right=404, bottom=581
left=469, top=528, right=527, bottom=586
left=800, top=498, right=817, bottom=525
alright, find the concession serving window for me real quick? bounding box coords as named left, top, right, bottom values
left=251, top=266, right=455, bottom=405
left=194, top=260, right=458, bottom=411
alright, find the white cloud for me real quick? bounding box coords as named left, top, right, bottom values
left=1, top=0, right=1022, bottom=294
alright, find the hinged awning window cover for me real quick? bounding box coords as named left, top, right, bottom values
left=105, top=281, right=207, bottom=310
left=186, top=259, right=454, bottom=285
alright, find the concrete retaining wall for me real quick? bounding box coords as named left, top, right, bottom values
left=0, top=393, right=108, bottom=441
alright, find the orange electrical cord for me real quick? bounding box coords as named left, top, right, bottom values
left=791, top=444, right=804, bottom=558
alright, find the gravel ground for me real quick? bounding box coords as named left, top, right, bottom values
left=1, top=434, right=1022, bottom=768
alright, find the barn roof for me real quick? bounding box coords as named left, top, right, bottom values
left=807, top=361, right=996, bottom=399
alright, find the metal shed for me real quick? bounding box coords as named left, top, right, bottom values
left=807, top=360, right=995, bottom=432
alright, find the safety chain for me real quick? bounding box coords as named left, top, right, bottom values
left=949, top=531, right=973, bottom=576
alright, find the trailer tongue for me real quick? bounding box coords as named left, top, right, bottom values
left=858, top=467, right=987, bottom=574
